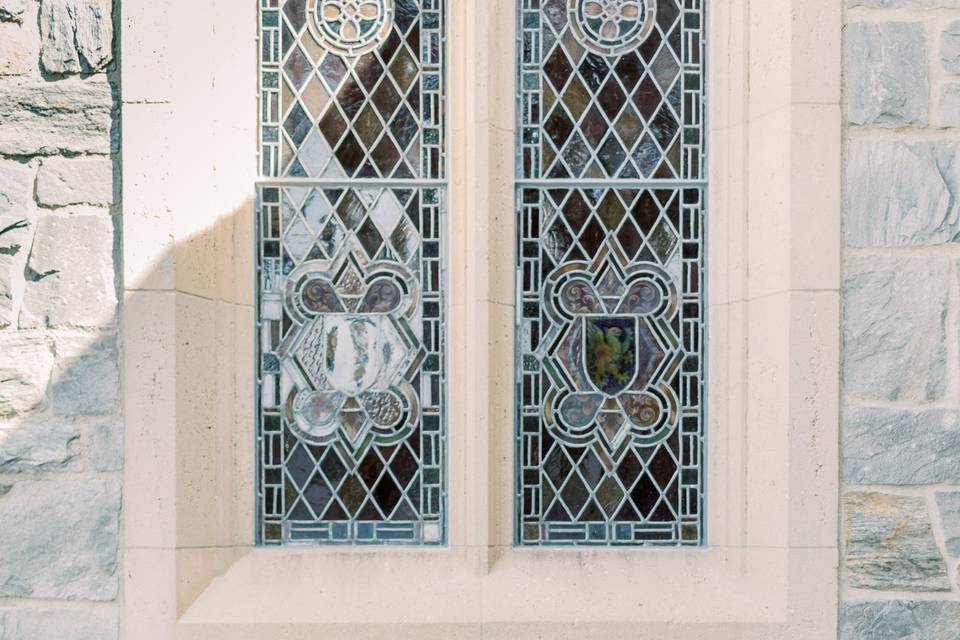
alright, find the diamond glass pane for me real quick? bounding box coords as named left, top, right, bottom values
left=519, top=0, right=703, bottom=181
left=258, top=0, right=446, bottom=546
left=260, top=0, right=445, bottom=180
left=516, top=0, right=705, bottom=547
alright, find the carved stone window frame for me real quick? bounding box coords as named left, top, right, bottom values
left=120, top=0, right=841, bottom=637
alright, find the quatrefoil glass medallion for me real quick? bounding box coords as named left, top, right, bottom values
left=307, top=0, right=394, bottom=57
left=570, top=0, right=656, bottom=55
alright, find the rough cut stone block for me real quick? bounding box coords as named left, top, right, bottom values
left=846, top=140, right=960, bottom=246
left=50, top=334, right=118, bottom=415
left=36, top=156, right=113, bottom=207
left=0, top=22, right=38, bottom=76
left=0, top=159, right=34, bottom=328
left=0, top=478, right=119, bottom=600
left=942, top=20, right=960, bottom=74
left=846, top=23, right=928, bottom=127
left=844, top=408, right=960, bottom=485
left=0, top=78, right=113, bottom=156
left=0, top=335, right=54, bottom=418
left=87, top=419, right=121, bottom=471
left=0, top=0, right=26, bottom=23
left=39, top=0, right=113, bottom=75
left=0, top=607, right=119, bottom=640
left=843, top=255, right=950, bottom=401
left=841, top=601, right=960, bottom=639
left=844, top=492, right=951, bottom=592
left=0, top=416, right=79, bottom=472
left=19, top=214, right=116, bottom=329
left=935, top=492, right=960, bottom=557
left=936, top=83, right=960, bottom=128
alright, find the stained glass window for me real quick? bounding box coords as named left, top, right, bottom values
left=257, top=0, right=446, bottom=545
left=515, top=0, right=706, bottom=546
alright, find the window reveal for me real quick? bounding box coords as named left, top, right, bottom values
left=515, top=0, right=706, bottom=546
left=257, top=0, right=447, bottom=545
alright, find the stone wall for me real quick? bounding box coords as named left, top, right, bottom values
left=843, top=0, right=960, bottom=637
left=0, top=1, right=120, bottom=638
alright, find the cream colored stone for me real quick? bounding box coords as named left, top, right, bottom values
left=790, top=104, right=842, bottom=292
left=122, top=290, right=176, bottom=548
left=121, top=104, right=175, bottom=291
left=746, top=0, right=792, bottom=119
left=175, top=293, right=221, bottom=549
left=788, top=292, right=840, bottom=548
left=123, top=549, right=177, bottom=640
left=706, top=301, right=747, bottom=548
left=746, top=108, right=791, bottom=299
left=120, top=0, right=842, bottom=637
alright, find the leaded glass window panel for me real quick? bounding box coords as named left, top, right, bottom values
left=515, top=0, right=706, bottom=546
left=257, top=0, right=446, bottom=546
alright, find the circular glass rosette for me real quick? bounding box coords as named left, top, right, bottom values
left=307, top=0, right=394, bottom=57
left=569, top=0, right=656, bottom=56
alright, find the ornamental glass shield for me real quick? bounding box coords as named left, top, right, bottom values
left=257, top=0, right=446, bottom=545
left=516, top=0, right=706, bottom=546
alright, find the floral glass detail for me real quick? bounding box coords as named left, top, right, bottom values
left=307, top=0, right=394, bottom=57
left=516, top=0, right=705, bottom=546
left=571, top=0, right=657, bottom=56
left=258, top=0, right=446, bottom=546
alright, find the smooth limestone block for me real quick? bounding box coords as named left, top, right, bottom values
left=36, top=156, right=113, bottom=207
left=942, top=20, right=960, bottom=74
left=0, top=415, right=79, bottom=472
left=934, top=492, right=960, bottom=557
left=841, top=601, right=960, bottom=640
left=844, top=492, right=951, bottom=592
left=843, top=255, right=950, bottom=402
left=845, top=140, right=960, bottom=246
left=0, top=478, right=120, bottom=600
left=0, top=606, right=119, bottom=640
left=19, top=214, right=117, bottom=329
left=39, top=0, right=113, bottom=75
left=843, top=408, right=960, bottom=484
left=0, top=334, right=54, bottom=418
left=846, top=22, right=928, bottom=127
left=0, top=77, right=113, bottom=156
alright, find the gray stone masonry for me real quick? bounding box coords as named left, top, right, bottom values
left=842, top=601, right=960, bottom=639
left=36, top=156, right=113, bottom=207
left=846, top=22, right=928, bottom=127
left=936, top=83, right=960, bottom=127
left=934, top=492, right=960, bottom=557
left=942, top=20, right=960, bottom=74
left=845, top=140, right=960, bottom=246
left=843, top=255, right=951, bottom=402
left=844, top=492, right=952, bottom=592
left=0, top=0, right=119, bottom=637
left=39, top=0, right=112, bottom=75
left=844, top=1, right=960, bottom=636
left=0, top=607, right=119, bottom=640
left=843, top=408, right=960, bottom=484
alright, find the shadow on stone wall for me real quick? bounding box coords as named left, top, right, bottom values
left=0, top=179, right=255, bottom=636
